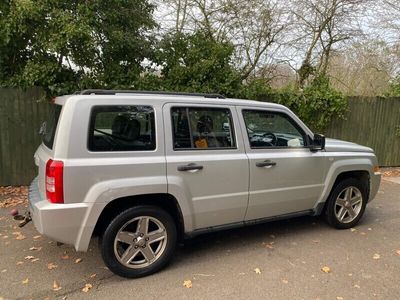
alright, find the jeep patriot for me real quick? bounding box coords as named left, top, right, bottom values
left=28, top=90, right=381, bottom=278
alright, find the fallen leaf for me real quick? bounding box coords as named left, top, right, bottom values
left=337, top=297, right=344, bottom=300
left=16, top=261, right=23, bottom=266
left=354, top=284, right=361, bottom=289
left=75, top=258, right=82, bottom=264
left=89, top=273, right=97, bottom=278
left=265, top=243, right=274, bottom=249
left=47, top=263, right=58, bottom=270
left=82, top=283, right=93, bottom=293
left=321, top=266, right=331, bottom=273
left=183, top=280, right=192, bottom=288
left=2, top=236, right=8, bottom=239
left=61, top=254, right=69, bottom=260
left=254, top=268, right=262, bottom=274
left=396, top=250, right=400, bottom=256
left=350, top=228, right=356, bottom=232
left=33, top=235, right=41, bottom=240
left=368, top=228, right=372, bottom=231
left=29, top=246, right=41, bottom=251
left=53, top=280, right=62, bottom=291
left=373, top=253, right=380, bottom=260
left=22, top=278, right=29, bottom=284
left=15, top=234, right=26, bottom=240
left=1, top=269, right=6, bottom=273
left=24, top=256, right=35, bottom=260
left=281, top=279, right=288, bottom=284
left=31, top=258, right=40, bottom=262
left=360, top=232, right=366, bottom=236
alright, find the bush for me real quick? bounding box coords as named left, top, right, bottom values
left=243, top=76, right=348, bottom=132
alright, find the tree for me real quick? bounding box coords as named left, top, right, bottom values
left=290, top=0, right=368, bottom=87
left=0, top=0, right=156, bottom=95
left=157, top=0, right=289, bottom=81
left=144, top=31, right=242, bottom=97
left=328, top=40, right=398, bottom=96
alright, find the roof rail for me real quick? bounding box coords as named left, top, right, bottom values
left=75, top=89, right=225, bottom=99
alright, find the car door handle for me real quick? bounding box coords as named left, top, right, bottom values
left=256, top=160, right=277, bottom=168
left=177, top=163, right=204, bottom=172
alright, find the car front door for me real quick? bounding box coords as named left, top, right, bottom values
left=164, top=103, right=249, bottom=230
left=238, top=107, right=327, bottom=221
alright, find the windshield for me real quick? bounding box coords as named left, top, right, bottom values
left=42, top=104, right=62, bottom=150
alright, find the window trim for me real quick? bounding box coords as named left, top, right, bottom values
left=87, top=105, right=157, bottom=153
left=170, top=106, right=238, bottom=151
left=242, top=109, right=310, bottom=150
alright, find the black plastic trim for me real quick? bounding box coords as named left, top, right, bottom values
left=76, top=89, right=225, bottom=99
left=185, top=210, right=313, bottom=238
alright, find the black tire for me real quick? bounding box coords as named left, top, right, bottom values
left=101, top=205, right=177, bottom=278
left=325, top=178, right=368, bottom=229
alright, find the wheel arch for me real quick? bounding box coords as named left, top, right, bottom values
left=93, top=193, right=185, bottom=241
left=314, top=162, right=371, bottom=216
left=324, top=170, right=370, bottom=210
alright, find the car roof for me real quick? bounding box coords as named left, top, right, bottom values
left=55, top=93, right=287, bottom=110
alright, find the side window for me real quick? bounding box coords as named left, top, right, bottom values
left=242, top=110, right=306, bottom=148
left=171, top=107, right=236, bottom=150
left=88, top=105, right=156, bottom=152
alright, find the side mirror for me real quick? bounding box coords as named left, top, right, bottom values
left=311, top=133, right=325, bottom=151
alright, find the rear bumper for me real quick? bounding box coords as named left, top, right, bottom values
left=28, top=178, right=92, bottom=251
left=369, top=172, right=381, bottom=202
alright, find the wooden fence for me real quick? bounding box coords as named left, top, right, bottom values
left=0, top=88, right=399, bottom=186
left=0, top=87, right=49, bottom=186
left=326, top=97, right=400, bottom=167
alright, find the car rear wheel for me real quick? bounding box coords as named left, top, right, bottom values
left=101, top=205, right=177, bottom=278
left=325, top=178, right=368, bottom=229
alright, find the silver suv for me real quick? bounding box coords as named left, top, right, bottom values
left=28, top=90, right=381, bottom=278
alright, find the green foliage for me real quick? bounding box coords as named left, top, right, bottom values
left=237, top=78, right=273, bottom=100
left=0, top=0, right=156, bottom=95
left=143, top=31, right=242, bottom=97
left=0, top=2, right=347, bottom=132
left=300, top=76, right=348, bottom=131
left=386, top=76, right=400, bottom=96
left=253, top=76, right=348, bottom=132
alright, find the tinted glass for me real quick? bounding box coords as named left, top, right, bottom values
left=88, top=106, right=155, bottom=151
left=242, top=110, right=306, bottom=148
left=171, top=107, right=236, bottom=150
left=42, top=104, right=62, bottom=150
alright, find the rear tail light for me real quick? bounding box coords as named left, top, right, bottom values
left=45, top=159, right=64, bottom=204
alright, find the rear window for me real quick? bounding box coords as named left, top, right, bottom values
left=88, top=105, right=156, bottom=152
left=42, top=104, right=62, bottom=150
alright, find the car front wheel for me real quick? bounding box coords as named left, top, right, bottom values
left=325, top=178, right=368, bottom=229
left=101, top=205, right=177, bottom=278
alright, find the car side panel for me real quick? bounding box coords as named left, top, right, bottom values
left=163, top=103, right=250, bottom=230
left=314, top=153, right=381, bottom=211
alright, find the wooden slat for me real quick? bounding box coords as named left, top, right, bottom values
left=326, top=97, right=400, bottom=166
left=0, top=87, right=48, bottom=186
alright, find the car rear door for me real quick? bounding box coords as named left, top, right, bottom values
left=163, top=103, right=249, bottom=230
left=237, top=107, right=327, bottom=220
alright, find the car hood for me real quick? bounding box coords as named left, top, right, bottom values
left=325, top=138, right=374, bottom=153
